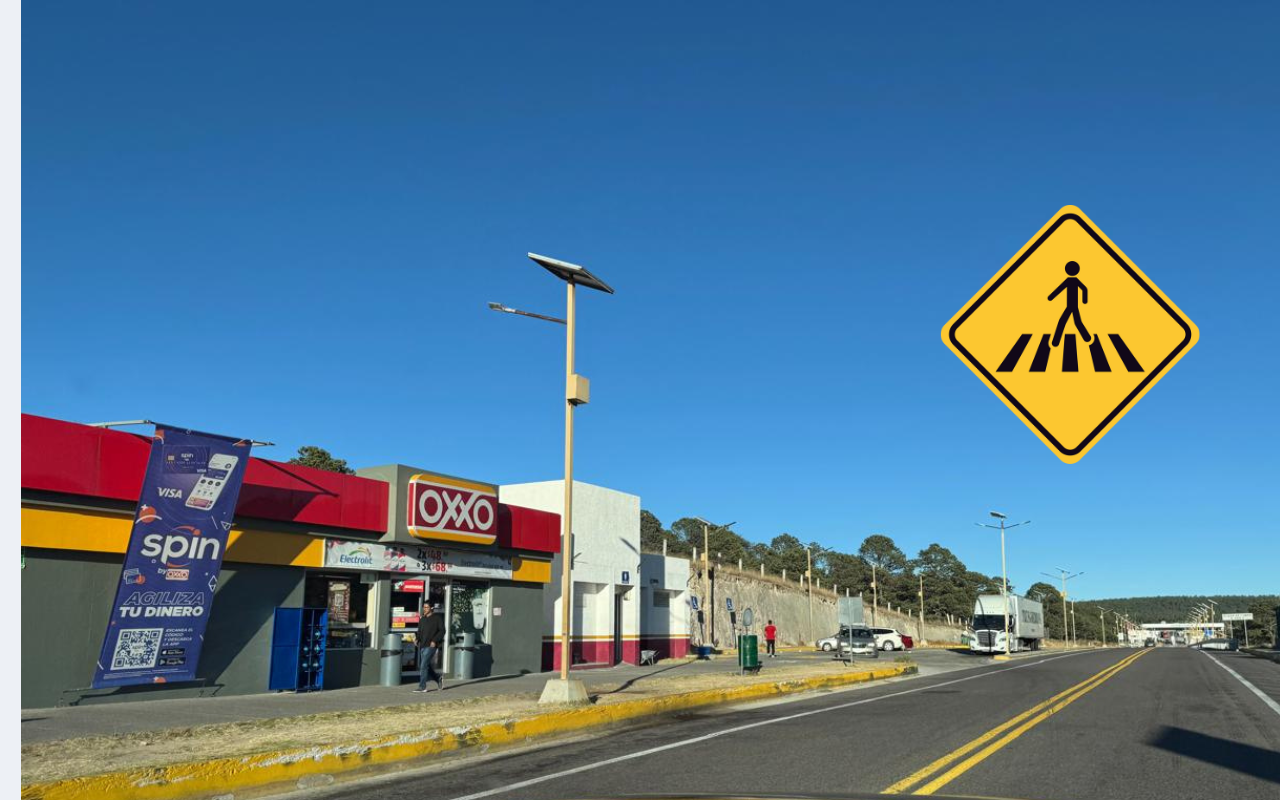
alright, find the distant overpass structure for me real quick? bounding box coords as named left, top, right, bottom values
left=1138, top=621, right=1224, bottom=645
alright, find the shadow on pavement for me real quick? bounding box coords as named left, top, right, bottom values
left=1148, top=726, right=1280, bottom=784
left=439, top=670, right=531, bottom=690
left=596, top=662, right=695, bottom=697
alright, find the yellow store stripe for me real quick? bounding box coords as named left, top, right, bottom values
left=511, top=557, right=551, bottom=583
left=22, top=505, right=324, bottom=567
left=408, top=472, right=496, bottom=494
left=406, top=527, right=497, bottom=545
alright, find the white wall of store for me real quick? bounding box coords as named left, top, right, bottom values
left=500, top=480, right=643, bottom=645
left=640, top=553, right=691, bottom=639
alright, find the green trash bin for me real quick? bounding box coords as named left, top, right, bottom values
left=738, top=634, right=760, bottom=672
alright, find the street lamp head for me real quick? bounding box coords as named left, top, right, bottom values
left=694, top=517, right=736, bottom=529
left=989, top=511, right=1007, bottom=519
left=528, top=253, right=615, bottom=294
left=488, top=302, right=506, bottom=311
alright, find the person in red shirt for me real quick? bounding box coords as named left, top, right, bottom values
left=764, top=620, right=778, bottom=658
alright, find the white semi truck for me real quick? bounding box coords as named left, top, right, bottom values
left=969, top=593, right=1045, bottom=653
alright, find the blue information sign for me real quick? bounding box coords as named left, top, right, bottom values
left=92, top=426, right=252, bottom=689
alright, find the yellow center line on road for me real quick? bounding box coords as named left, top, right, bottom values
left=882, top=649, right=1149, bottom=795
left=910, top=649, right=1151, bottom=796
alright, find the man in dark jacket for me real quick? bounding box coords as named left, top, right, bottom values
left=413, top=604, right=445, bottom=692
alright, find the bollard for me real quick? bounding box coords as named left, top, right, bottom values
left=380, top=633, right=403, bottom=687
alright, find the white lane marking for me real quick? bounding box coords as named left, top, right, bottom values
left=1202, top=651, right=1280, bottom=718
left=446, top=650, right=1100, bottom=800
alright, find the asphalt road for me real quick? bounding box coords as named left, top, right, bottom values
left=309, top=648, right=1280, bottom=800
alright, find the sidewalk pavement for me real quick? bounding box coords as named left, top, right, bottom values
left=1244, top=647, right=1280, bottom=663
left=22, top=648, right=835, bottom=745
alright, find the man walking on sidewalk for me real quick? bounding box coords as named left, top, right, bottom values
left=764, top=620, right=778, bottom=658
left=413, top=604, right=445, bottom=693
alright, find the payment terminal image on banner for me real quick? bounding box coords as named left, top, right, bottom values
left=185, top=453, right=240, bottom=510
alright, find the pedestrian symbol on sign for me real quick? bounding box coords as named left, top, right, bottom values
left=943, top=206, right=1198, bottom=463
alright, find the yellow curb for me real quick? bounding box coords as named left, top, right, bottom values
left=23, top=665, right=912, bottom=800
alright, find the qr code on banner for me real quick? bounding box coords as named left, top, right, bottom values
left=111, top=628, right=164, bottom=670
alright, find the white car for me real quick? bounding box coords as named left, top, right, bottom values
left=868, top=627, right=906, bottom=651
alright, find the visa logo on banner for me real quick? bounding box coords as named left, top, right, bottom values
left=406, top=473, right=498, bottom=546
left=157, top=487, right=183, bottom=499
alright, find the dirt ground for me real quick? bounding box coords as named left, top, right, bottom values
left=23, top=659, right=907, bottom=786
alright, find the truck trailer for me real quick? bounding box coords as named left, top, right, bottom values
left=969, top=593, right=1045, bottom=654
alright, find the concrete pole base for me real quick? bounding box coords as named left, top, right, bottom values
left=539, top=677, right=590, bottom=705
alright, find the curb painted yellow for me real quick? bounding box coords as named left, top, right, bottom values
left=23, top=665, right=912, bottom=800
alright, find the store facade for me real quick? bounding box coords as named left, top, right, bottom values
left=329, top=464, right=559, bottom=686
left=20, top=414, right=558, bottom=709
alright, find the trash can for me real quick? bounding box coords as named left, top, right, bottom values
left=455, top=632, right=477, bottom=680
left=696, top=645, right=712, bottom=660
left=738, top=634, right=759, bottom=672
left=380, top=633, right=403, bottom=687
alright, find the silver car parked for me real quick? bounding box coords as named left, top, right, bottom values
left=833, top=626, right=879, bottom=658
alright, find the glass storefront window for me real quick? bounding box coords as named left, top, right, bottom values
left=449, top=580, right=490, bottom=646
left=304, top=572, right=370, bottom=649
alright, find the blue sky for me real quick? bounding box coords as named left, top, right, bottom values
left=23, top=3, right=1278, bottom=599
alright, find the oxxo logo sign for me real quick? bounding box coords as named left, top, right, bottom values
left=406, top=473, right=498, bottom=546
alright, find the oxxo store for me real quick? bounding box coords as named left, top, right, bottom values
left=19, top=414, right=558, bottom=708
left=319, top=466, right=559, bottom=683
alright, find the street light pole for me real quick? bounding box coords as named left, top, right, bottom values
left=999, top=519, right=1009, bottom=657
left=918, top=573, right=926, bottom=644
left=977, top=512, right=1030, bottom=660
left=1070, top=599, right=1077, bottom=648
left=694, top=518, right=734, bottom=650
left=490, top=253, right=613, bottom=706
left=806, top=546, right=814, bottom=646
left=560, top=280, right=576, bottom=682
left=703, top=521, right=709, bottom=646
left=1042, top=568, right=1083, bottom=649
left=870, top=564, right=878, bottom=628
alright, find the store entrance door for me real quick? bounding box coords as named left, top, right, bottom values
left=392, top=576, right=450, bottom=682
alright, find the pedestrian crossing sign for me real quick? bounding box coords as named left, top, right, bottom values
left=943, top=205, right=1198, bottom=463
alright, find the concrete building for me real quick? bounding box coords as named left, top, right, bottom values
left=639, top=553, right=691, bottom=660
left=499, top=480, right=690, bottom=669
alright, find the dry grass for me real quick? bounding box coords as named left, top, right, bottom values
left=22, top=660, right=859, bottom=786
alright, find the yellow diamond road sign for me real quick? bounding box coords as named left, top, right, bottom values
left=943, top=206, right=1198, bottom=464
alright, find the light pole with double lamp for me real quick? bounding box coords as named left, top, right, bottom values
left=975, top=512, right=1030, bottom=660
left=489, top=253, right=614, bottom=705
